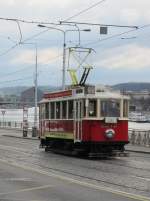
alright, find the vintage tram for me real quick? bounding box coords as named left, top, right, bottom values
left=39, top=85, right=129, bottom=157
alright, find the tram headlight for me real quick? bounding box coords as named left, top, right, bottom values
left=105, top=129, right=115, bottom=139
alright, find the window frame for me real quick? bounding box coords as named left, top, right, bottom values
left=100, top=99, right=121, bottom=118
left=88, top=99, right=97, bottom=118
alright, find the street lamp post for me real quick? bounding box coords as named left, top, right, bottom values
left=33, top=44, right=38, bottom=137
left=1, top=110, right=6, bottom=128
left=38, top=24, right=90, bottom=90
left=20, top=42, right=38, bottom=137
left=38, top=25, right=67, bottom=90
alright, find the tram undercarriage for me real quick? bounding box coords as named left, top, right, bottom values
left=40, top=138, right=129, bottom=158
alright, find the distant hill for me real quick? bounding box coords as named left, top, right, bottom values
left=0, top=85, right=58, bottom=96
left=0, top=86, right=28, bottom=96
left=112, top=82, right=150, bottom=92
left=0, top=83, right=150, bottom=97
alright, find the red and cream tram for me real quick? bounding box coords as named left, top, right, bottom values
left=39, top=85, right=129, bottom=157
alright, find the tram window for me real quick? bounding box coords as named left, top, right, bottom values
left=40, top=104, right=45, bottom=119
left=39, top=105, right=43, bottom=119
left=101, top=100, right=120, bottom=117
left=62, top=101, right=67, bottom=119
left=83, top=100, right=86, bottom=117
left=45, top=103, right=49, bottom=119
left=56, top=102, right=60, bottom=119
left=51, top=102, right=55, bottom=119
left=123, top=100, right=128, bottom=117
left=89, top=99, right=97, bottom=117
left=68, top=100, right=73, bottom=119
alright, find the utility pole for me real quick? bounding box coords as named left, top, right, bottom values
left=62, top=33, right=66, bottom=90
left=20, top=42, right=38, bottom=137
left=32, top=44, right=38, bottom=137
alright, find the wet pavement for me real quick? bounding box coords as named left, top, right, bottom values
left=0, top=129, right=150, bottom=200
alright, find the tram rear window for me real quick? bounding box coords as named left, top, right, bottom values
left=101, top=100, right=120, bottom=117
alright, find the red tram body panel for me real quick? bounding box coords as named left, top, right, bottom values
left=82, top=120, right=128, bottom=142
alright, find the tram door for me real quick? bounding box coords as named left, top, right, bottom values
left=74, top=99, right=83, bottom=142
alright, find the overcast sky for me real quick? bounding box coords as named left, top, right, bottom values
left=0, top=0, right=150, bottom=87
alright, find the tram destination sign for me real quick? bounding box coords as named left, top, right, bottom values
left=44, top=90, right=72, bottom=99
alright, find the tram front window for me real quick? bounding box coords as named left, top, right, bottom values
left=101, top=100, right=120, bottom=117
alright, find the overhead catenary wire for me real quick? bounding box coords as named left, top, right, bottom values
left=0, top=44, right=19, bottom=57
left=0, top=17, right=59, bottom=26
left=0, top=1, right=116, bottom=58
left=0, top=65, right=34, bottom=78
left=0, top=76, right=33, bottom=84
left=0, top=0, right=108, bottom=56
left=64, top=0, right=107, bottom=21
left=0, top=53, right=63, bottom=80
left=84, top=23, right=150, bottom=48
left=60, top=21, right=138, bottom=29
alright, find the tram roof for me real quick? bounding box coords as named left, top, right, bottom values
left=39, top=85, right=129, bottom=103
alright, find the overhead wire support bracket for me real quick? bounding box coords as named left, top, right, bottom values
left=60, top=21, right=139, bottom=29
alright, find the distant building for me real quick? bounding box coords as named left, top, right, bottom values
left=20, top=87, right=43, bottom=107
left=126, top=90, right=150, bottom=100
left=125, top=90, right=150, bottom=112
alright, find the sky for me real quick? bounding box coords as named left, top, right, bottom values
left=0, top=0, right=150, bottom=87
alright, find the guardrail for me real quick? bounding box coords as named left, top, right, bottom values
left=129, top=129, right=150, bottom=147
left=0, top=121, right=34, bottom=130
left=0, top=121, right=150, bottom=147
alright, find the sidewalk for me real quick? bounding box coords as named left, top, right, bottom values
left=1, top=128, right=150, bottom=154
left=126, top=144, right=150, bottom=154
left=0, top=128, right=39, bottom=140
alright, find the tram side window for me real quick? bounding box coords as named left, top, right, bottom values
left=123, top=100, right=128, bottom=117
left=101, top=100, right=120, bottom=117
left=68, top=100, right=73, bottom=119
left=51, top=102, right=55, bottom=119
left=62, top=101, right=67, bottom=119
left=88, top=99, right=97, bottom=117
left=45, top=103, right=49, bottom=119
left=56, top=102, right=60, bottom=119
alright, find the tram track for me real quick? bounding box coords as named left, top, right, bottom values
left=0, top=142, right=150, bottom=195
left=0, top=140, right=150, bottom=176
left=31, top=162, right=150, bottom=193
left=0, top=148, right=149, bottom=195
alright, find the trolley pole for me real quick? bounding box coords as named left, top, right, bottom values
left=37, top=24, right=89, bottom=90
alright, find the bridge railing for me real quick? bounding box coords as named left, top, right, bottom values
left=0, top=121, right=150, bottom=147
left=128, top=129, right=150, bottom=147
left=0, top=121, right=35, bottom=130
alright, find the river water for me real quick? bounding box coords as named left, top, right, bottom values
left=0, top=108, right=150, bottom=130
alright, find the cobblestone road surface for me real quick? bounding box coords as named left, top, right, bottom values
left=0, top=129, right=150, bottom=200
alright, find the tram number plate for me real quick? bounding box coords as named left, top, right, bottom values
left=105, top=117, right=117, bottom=124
